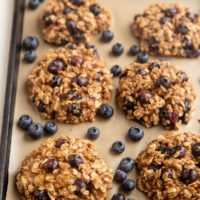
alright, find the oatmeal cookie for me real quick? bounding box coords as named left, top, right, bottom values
left=27, top=44, right=113, bottom=123
left=116, top=60, right=195, bottom=129
left=132, top=3, right=200, bottom=57
left=16, top=136, right=113, bottom=200
left=137, top=132, right=200, bottom=200
left=42, top=0, right=111, bottom=46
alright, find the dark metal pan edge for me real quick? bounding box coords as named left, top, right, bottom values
left=0, top=0, right=25, bottom=199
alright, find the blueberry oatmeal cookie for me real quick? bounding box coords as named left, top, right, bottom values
left=27, top=44, right=113, bottom=123
left=42, top=0, right=111, bottom=46
left=116, top=60, right=195, bottom=129
left=16, top=136, right=113, bottom=200
left=132, top=3, right=200, bottom=57
left=137, top=132, right=200, bottom=200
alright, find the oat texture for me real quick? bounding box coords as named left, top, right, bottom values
left=27, top=44, right=113, bottom=123
left=16, top=136, right=113, bottom=200
left=137, top=132, right=200, bottom=200
left=42, top=0, right=111, bottom=46
left=132, top=3, right=200, bottom=57
left=116, top=60, right=195, bottom=129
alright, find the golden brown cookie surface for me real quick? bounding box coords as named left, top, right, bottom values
left=42, top=0, right=111, bottom=46
left=116, top=60, right=195, bottom=129
left=137, top=132, right=200, bottom=200
left=27, top=44, right=113, bottom=123
left=16, top=136, right=113, bottom=200
left=132, top=3, right=200, bottom=57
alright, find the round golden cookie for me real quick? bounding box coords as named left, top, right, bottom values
left=16, top=136, right=113, bottom=200
left=116, top=60, right=195, bottom=129
left=27, top=44, right=113, bottom=123
left=137, top=132, right=200, bottom=200
left=42, top=0, right=111, bottom=46
left=132, top=3, right=200, bottom=57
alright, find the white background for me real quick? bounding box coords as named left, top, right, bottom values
left=0, top=0, right=14, bottom=130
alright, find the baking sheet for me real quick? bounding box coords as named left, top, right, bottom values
left=6, top=0, right=200, bottom=199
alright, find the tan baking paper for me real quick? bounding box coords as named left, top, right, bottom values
left=6, top=0, right=200, bottom=199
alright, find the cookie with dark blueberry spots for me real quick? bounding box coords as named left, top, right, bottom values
left=42, top=0, right=111, bottom=46
left=16, top=136, right=113, bottom=199
left=137, top=132, right=200, bottom=200
left=117, top=60, right=195, bottom=129
left=132, top=3, right=200, bottom=57
left=27, top=44, right=113, bottom=123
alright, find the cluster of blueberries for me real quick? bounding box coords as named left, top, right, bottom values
left=111, top=157, right=136, bottom=200
left=23, top=36, right=39, bottom=63
left=18, top=115, right=58, bottom=139
left=86, top=126, right=143, bottom=200
left=101, top=30, right=149, bottom=64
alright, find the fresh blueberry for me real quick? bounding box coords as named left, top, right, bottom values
left=100, top=30, right=114, bottom=42
left=159, top=17, right=170, bottom=25
left=68, top=154, right=84, bottom=168
left=50, top=75, right=62, bottom=87
left=70, top=0, right=85, bottom=6
left=148, top=62, right=160, bottom=71
left=28, top=0, right=40, bottom=10
left=128, top=126, right=144, bottom=142
left=44, top=121, right=58, bottom=135
left=23, top=36, right=39, bottom=50
left=165, top=8, right=177, bottom=18
left=111, top=193, right=125, bottom=200
left=112, top=43, right=124, bottom=56
left=180, top=168, right=198, bottom=184
left=97, top=104, right=114, bottom=119
left=43, top=158, right=58, bottom=173
left=121, top=179, right=136, bottom=193
left=24, top=51, right=37, bottom=63
left=73, top=75, right=89, bottom=87
left=27, top=122, right=44, bottom=139
left=48, top=59, right=66, bottom=74
left=18, top=115, right=33, bottom=129
left=111, top=65, right=122, bottom=76
left=156, top=76, right=171, bottom=89
left=138, top=91, right=152, bottom=104
left=55, top=138, right=68, bottom=148
left=74, top=179, right=86, bottom=197
left=186, top=12, right=198, bottom=22
left=70, top=56, right=83, bottom=66
left=89, top=4, right=101, bottom=16
left=85, top=44, right=98, bottom=55
left=67, top=104, right=82, bottom=117
left=114, top=169, right=127, bottom=183
left=192, top=143, right=200, bottom=156
left=149, top=163, right=162, bottom=171
left=118, top=157, right=135, bottom=172
left=175, top=24, right=188, bottom=35
left=129, top=45, right=139, bottom=56
left=137, top=52, right=149, bottom=63
left=33, top=189, right=50, bottom=200
left=87, top=127, right=100, bottom=140
left=111, top=141, right=125, bottom=154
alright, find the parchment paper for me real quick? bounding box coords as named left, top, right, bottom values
left=6, top=0, right=200, bottom=199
